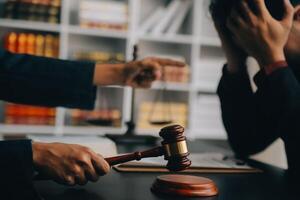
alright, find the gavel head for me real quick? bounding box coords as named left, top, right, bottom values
left=159, top=125, right=191, bottom=171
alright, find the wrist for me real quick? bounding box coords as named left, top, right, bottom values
left=264, top=60, right=288, bottom=75
left=93, top=63, right=125, bottom=86
left=226, top=60, right=246, bottom=74
left=257, top=51, right=286, bottom=67
left=32, top=142, right=44, bottom=170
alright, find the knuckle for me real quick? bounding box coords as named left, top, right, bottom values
left=78, top=153, right=91, bottom=162
left=80, top=146, right=90, bottom=152
left=84, top=147, right=94, bottom=155
left=64, top=175, right=75, bottom=186
left=251, top=20, right=258, bottom=28
left=141, top=60, right=150, bottom=66
left=72, top=166, right=82, bottom=175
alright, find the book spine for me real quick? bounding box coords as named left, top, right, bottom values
left=3, top=0, right=61, bottom=23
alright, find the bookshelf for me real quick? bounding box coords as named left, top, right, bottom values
left=0, top=0, right=227, bottom=139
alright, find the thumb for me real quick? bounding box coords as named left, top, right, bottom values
left=281, top=0, right=294, bottom=26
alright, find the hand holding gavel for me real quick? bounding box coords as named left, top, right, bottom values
left=33, top=125, right=191, bottom=185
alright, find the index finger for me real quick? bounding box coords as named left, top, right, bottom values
left=149, top=57, right=185, bottom=67
left=91, top=153, right=110, bottom=176
left=249, top=0, right=270, bottom=18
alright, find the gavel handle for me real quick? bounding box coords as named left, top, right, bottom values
left=35, top=146, right=164, bottom=181
left=105, top=146, right=164, bottom=166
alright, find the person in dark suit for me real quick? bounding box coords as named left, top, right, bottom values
left=0, top=47, right=185, bottom=199
left=210, top=0, right=300, bottom=178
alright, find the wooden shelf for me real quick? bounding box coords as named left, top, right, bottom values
left=0, top=124, right=56, bottom=134
left=61, top=126, right=123, bottom=135
left=200, top=36, right=221, bottom=47
left=138, top=33, right=194, bottom=44
left=68, top=25, right=128, bottom=39
left=150, top=82, right=192, bottom=92
left=0, top=19, right=61, bottom=33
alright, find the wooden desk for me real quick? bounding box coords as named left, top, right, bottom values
left=34, top=140, right=297, bottom=200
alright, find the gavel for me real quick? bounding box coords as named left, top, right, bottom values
left=105, top=125, right=191, bottom=171
left=35, top=125, right=191, bottom=181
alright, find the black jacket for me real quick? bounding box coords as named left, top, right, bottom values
left=217, top=64, right=300, bottom=177
left=0, top=49, right=97, bottom=199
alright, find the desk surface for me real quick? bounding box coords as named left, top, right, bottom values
left=35, top=140, right=297, bottom=200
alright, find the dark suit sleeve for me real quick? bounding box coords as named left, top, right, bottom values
left=259, top=67, right=300, bottom=174
left=0, top=140, right=40, bottom=199
left=217, top=65, right=279, bottom=158
left=218, top=64, right=300, bottom=175
left=0, top=49, right=97, bottom=109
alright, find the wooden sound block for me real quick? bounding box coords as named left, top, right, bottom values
left=151, top=175, right=218, bottom=197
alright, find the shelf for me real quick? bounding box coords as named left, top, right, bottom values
left=138, top=33, right=194, bottom=44
left=68, top=25, right=128, bottom=39
left=150, top=82, right=191, bottom=92
left=0, top=124, right=123, bottom=135
left=61, top=126, right=123, bottom=135
left=195, top=84, right=218, bottom=94
left=0, top=124, right=56, bottom=134
left=200, top=36, right=221, bottom=47
left=0, top=19, right=61, bottom=33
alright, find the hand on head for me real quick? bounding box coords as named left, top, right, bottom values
left=226, top=0, right=294, bottom=67
left=213, top=12, right=248, bottom=73
left=123, top=57, right=185, bottom=88
left=32, top=142, right=110, bottom=186
left=211, top=0, right=296, bottom=71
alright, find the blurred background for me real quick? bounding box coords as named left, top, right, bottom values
left=0, top=0, right=287, bottom=168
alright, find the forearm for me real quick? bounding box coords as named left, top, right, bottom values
left=256, top=67, right=300, bottom=174
left=0, top=50, right=96, bottom=109
left=93, top=63, right=124, bottom=86
left=218, top=66, right=278, bottom=157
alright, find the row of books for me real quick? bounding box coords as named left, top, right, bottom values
left=3, top=32, right=59, bottom=125
left=3, top=0, right=61, bottom=24
left=152, top=54, right=190, bottom=83
left=4, top=105, right=122, bottom=127
left=79, top=0, right=128, bottom=30
left=5, top=32, right=60, bottom=58
left=4, top=104, right=56, bottom=125
left=161, top=66, right=189, bottom=83
left=74, top=51, right=125, bottom=64
left=69, top=109, right=121, bottom=127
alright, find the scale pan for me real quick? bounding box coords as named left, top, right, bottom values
left=149, top=120, right=173, bottom=126
left=86, top=119, right=113, bottom=126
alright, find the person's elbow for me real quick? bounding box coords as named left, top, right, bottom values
left=227, top=135, right=269, bottom=159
